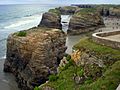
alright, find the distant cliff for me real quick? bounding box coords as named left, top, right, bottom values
left=38, top=12, right=62, bottom=29
left=98, top=6, right=120, bottom=17
left=68, top=8, right=104, bottom=35
left=4, top=27, right=67, bottom=90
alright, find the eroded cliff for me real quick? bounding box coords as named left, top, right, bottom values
left=68, top=8, right=105, bottom=35
left=38, top=12, right=62, bottom=29
left=4, top=27, right=67, bottom=90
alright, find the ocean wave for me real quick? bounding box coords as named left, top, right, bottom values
left=0, top=38, right=6, bottom=42
left=4, top=14, right=42, bottom=29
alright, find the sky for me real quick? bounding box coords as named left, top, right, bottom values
left=0, top=0, right=120, bottom=5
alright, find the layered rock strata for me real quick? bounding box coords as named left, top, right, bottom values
left=38, top=12, right=62, bottom=29
left=4, top=27, right=67, bottom=90
left=68, top=9, right=104, bottom=35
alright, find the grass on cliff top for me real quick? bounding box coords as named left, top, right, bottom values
left=40, top=60, right=120, bottom=90
left=17, top=31, right=27, bottom=37
left=40, top=66, right=76, bottom=90
left=38, top=38, right=120, bottom=90
left=79, top=60, right=120, bottom=90
left=73, top=38, right=120, bottom=60
left=60, top=6, right=77, bottom=10
left=75, top=8, right=97, bottom=15
left=48, top=8, right=61, bottom=15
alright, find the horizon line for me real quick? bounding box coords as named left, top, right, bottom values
left=0, top=3, right=119, bottom=5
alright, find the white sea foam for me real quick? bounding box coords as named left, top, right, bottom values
left=2, top=79, right=9, bottom=83
left=0, top=55, right=6, bottom=60
left=4, top=14, right=42, bottom=29
left=5, top=20, right=34, bottom=29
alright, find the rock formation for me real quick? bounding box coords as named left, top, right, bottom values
left=4, top=27, right=67, bottom=90
left=97, top=6, right=120, bottom=17
left=38, top=12, right=62, bottom=29
left=68, top=9, right=104, bottom=35
left=109, top=7, right=120, bottom=17
left=59, top=6, right=78, bottom=15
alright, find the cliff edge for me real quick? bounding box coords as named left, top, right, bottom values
left=4, top=27, right=67, bottom=90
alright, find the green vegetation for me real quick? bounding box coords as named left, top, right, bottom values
left=58, top=56, right=74, bottom=72
left=40, top=59, right=120, bottom=90
left=95, top=4, right=120, bottom=8
left=17, top=31, right=27, bottom=37
left=39, top=38, right=120, bottom=90
left=79, top=60, right=120, bottom=90
left=75, top=8, right=97, bottom=15
left=74, top=38, right=120, bottom=66
left=41, top=66, right=77, bottom=90
left=49, top=8, right=61, bottom=15
left=34, top=86, right=40, bottom=90
left=61, top=6, right=77, bottom=10
left=49, top=74, right=59, bottom=82
left=65, top=54, right=71, bottom=61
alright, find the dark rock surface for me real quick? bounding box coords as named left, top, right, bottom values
left=38, top=12, right=62, bottom=29
left=4, top=28, right=67, bottom=90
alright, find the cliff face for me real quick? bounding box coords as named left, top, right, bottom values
left=109, top=7, right=120, bottom=17
left=38, top=12, right=62, bottom=29
left=4, top=28, right=67, bottom=90
left=68, top=9, right=104, bottom=35
left=98, top=7, right=120, bottom=17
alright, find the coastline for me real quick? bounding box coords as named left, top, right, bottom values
left=1, top=4, right=120, bottom=90
left=0, top=59, right=19, bottom=90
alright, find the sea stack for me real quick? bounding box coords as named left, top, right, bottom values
left=68, top=8, right=105, bottom=35
left=38, top=12, right=62, bottom=29
left=4, top=27, right=67, bottom=90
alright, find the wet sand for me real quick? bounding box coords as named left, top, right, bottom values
left=0, top=59, right=19, bottom=90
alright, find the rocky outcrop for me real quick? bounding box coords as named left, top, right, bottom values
left=68, top=9, right=104, bottom=35
left=59, top=6, right=78, bottom=15
left=98, top=7, right=120, bottom=17
left=38, top=12, right=62, bottom=29
left=109, top=7, right=120, bottom=17
left=4, top=27, right=67, bottom=90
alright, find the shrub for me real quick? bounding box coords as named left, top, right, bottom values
left=60, top=59, right=74, bottom=71
left=49, top=74, right=58, bottom=82
left=66, top=54, right=71, bottom=61
left=17, top=31, right=27, bottom=37
left=34, top=86, right=40, bottom=90
left=84, top=77, right=93, bottom=84
left=77, top=68, right=84, bottom=76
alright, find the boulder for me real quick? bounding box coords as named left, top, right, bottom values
left=4, top=27, right=67, bottom=90
left=68, top=9, right=104, bottom=35
left=38, top=12, right=62, bottom=29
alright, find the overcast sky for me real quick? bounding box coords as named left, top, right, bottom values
left=0, top=0, right=120, bottom=5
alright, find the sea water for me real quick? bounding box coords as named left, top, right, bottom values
left=0, top=4, right=61, bottom=59
left=0, top=4, right=62, bottom=90
left=0, top=4, right=83, bottom=90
